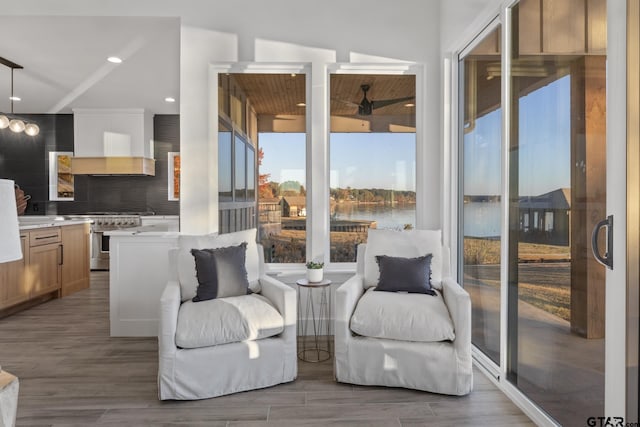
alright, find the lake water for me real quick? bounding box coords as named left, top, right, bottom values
left=463, top=201, right=501, bottom=237
left=333, top=203, right=416, bottom=229
left=332, top=201, right=501, bottom=237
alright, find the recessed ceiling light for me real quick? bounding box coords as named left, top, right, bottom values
left=404, top=103, right=415, bottom=107
left=296, top=102, right=306, bottom=107
left=165, top=97, right=176, bottom=103
left=291, top=73, right=297, bottom=77
left=9, top=96, right=20, bottom=101
left=107, top=56, right=123, bottom=64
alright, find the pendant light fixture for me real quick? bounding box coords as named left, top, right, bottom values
left=0, top=57, right=39, bottom=137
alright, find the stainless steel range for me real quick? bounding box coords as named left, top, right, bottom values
left=64, top=213, right=144, bottom=270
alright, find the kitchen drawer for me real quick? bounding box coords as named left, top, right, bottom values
left=29, top=227, right=62, bottom=247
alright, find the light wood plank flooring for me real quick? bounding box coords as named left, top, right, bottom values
left=0, top=272, right=535, bottom=426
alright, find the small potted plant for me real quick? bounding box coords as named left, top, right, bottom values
left=306, top=260, right=324, bottom=283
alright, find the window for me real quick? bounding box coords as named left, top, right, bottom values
left=218, top=73, right=259, bottom=234
left=218, top=121, right=233, bottom=202
left=247, top=146, right=255, bottom=201
left=258, top=132, right=306, bottom=263
left=218, top=71, right=306, bottom=252
left=235, top=134, right=247, bottom=201
left=48, top=152, right=74, bottom=201
left=168, top=152, right=180, bottom=201
left=329, top=74, right=416, bottom=263
left=215, top=67, right=420, bottom=266
left=544, top=211, right=554, bottom=231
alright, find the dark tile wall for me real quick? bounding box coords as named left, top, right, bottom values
left=0, top=114, right=180, bottom=216
left=0, top=114, right=73, bottom=215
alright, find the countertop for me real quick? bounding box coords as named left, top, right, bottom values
left=140, top=215, right=179, bottom=220
left=18, top=217, right=92, bottom=231
left=105, top=224, right=179, bottom=236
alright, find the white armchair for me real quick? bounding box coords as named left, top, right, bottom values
left=158, top=229, right=297, bottom=400
left=334, top=229, right=473, bottom=396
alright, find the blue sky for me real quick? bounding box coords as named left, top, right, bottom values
left=464, top=75, right=571, bottom=197
left=258, top=133, right=306, bottom=186
left=259, top=132, right=416, bottom=191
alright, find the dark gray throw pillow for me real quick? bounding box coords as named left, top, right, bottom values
left=191, top=242, right=250, bottom=302
left=191, top=248, right=219, bottom=302
left=374, top=254, right=436, bottom=295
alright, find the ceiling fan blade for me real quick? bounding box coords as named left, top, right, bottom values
left=371, top=96, right=415, bottom=110
left=330, top=98, right=360, bottom=108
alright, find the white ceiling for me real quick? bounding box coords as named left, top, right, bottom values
left=0, top=16, right=180, bottom=115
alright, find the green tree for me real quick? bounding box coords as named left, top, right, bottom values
left=258, top=148, right=274, bottom=199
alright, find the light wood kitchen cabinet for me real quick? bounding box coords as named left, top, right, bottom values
left=29, top=227, right=62, bottom=247
left=1, top=222, right=90, bottom=315
left=27, top=227, right=62, bottom=299
left=29, top=241, right=62, bottom=298
left=0, top=234, right=30, bottom=310
left=60, top=223, right=90, bottom=296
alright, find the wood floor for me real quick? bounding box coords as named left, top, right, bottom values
left=0, top=272, right=535, bottom=426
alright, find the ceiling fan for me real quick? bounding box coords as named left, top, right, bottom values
left=335, top=84, right=415, bottom=116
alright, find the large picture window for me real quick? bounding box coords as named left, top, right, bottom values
left=216, top=68, right=419, bottom=266
left=219, top=72, right=307, bottom=262
left=329, top=74, right=416, bottom=263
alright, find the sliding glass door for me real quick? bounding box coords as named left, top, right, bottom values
left=458, top=0, right=633, bottom=423
left=459, top=24, right=502, bottom=365
left=505, top=0, right=607, bottom=424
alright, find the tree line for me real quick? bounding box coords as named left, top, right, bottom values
left=330, top=187, right=416, bottom=203
left=259, top=148, right=414, bottom=203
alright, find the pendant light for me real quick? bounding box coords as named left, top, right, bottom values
left=0, top=57, right=39, bottom=137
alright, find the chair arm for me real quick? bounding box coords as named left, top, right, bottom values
left=334, top=274, right=365, bottom=343
left=158, top=280, right=181, bottom=355
left=442, top=277, right=472, bottom=358
left=259, top=275, right=297, bottom=340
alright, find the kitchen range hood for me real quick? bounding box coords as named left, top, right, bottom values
left=71, top=156, right=155, bottom=175
left=71, top=109, right=156, bottom=176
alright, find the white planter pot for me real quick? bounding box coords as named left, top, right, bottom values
left=306, top=268, right=323, bottom=283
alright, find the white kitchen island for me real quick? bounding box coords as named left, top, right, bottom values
left=107, top=231, right=179, bottom=336
left=107, top=229, right=347, bottom=337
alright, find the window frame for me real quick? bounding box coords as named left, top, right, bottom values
left=325, top=63, right=425, bottom=270
left=211, top=63, right=311, bottom=274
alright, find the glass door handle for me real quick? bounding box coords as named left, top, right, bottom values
left=592, top=215, right=613, bottom=270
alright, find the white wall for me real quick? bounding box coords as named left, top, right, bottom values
left=7, top=0, right=442, bottom=235
left=440, top=0, right=503, bottom=53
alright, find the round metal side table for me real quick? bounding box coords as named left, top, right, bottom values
left=296, top=278, right=332, bottom=362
